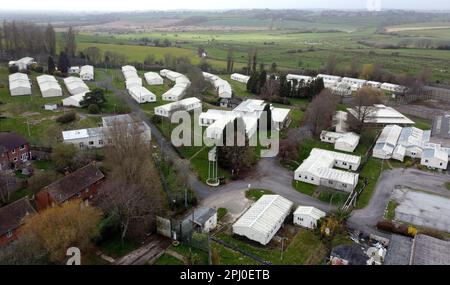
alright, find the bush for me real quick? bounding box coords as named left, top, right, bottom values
left=8, top=65, right=19, bottom=74
left=88, top=104, right=100, bottom=114
left=53, top=70, right=63, bottom=78
left=56, top=112, right=76, bottom=124
left=151, top=115, right=162, bottom=125
left=376, top=220, right=396, bottom=232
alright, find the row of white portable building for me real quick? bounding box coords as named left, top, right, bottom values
left=160, top=69, right=191, bottom=101
left=203, top=72, right=233, bottom=99
left=232, top=194, right=326, bottom=245
left=373, top=125, right=449, bottom=170
left=62, top=114, right=151, bottom=149
left=284, top=73, right=407, bottom=94
left=121, top=66, right=157, bottom=104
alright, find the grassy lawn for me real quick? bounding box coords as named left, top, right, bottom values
left=153, top=253, right=184, bottom=265
left=355, top=158, right=384, bottom=209
left=217, top=208, right=228, bottom=220
left=216, top=228, right=327, bottom=265
left=245, top=189, right=274, bottom=201
left=385, top=200, right=399, bottom=221
left=292, top=181, right=349, bottom=207
left=97, top=234, right=140, bottom=259
left=445, top=182, right=450, bottom=191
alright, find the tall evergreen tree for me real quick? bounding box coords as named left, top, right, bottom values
left=217, top=117, right=255, bottom=180
left=47, top=56, right=55, bottom=75
left=57, top=51, right=70, bottom=74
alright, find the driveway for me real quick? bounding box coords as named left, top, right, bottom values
left=348, top=168, right=450, bottom=236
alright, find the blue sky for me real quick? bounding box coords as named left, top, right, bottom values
left=1, top=0, right=449, bottom=12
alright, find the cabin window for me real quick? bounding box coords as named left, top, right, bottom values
left=99, top=140, right=104, bottom=145
left=89, top=141, right=94, bottom=145
left=425, top=160, right=429, bottom=163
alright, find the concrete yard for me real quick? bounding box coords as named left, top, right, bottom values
left=392, top=188, right=450, bottom=233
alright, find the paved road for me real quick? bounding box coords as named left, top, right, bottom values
left=348, top=168, right=450, bottom=237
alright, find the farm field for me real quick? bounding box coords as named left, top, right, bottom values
left=75, top=25, right=450, bottom=83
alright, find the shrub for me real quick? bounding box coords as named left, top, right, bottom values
left=376, top=220, right=396, bottom=232
left=151, top=115, right=162, bottom=125
left=407, top=226, right=418, bottom=237
left=53, top=70, right=63, bottom=78
left=8, top=65, right=19, bottom=74
left=88, top=104, right=100, bottom=114
left=56, top=112, right=76, bottom=124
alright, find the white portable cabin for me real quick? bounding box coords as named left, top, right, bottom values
left=381, top=83, right=406, bottom=93
left=80, top=65, right=94, bottom=81
left=335, top=133, right=360, bottom=153
left=165, top=71, right=183, bottom=82
left=128, top=86, right=156, bottom=104
left=231, top=73, right=250, bottom=84
left=317, top=74, right=342, bottom=88
left=159, top=69, right=170, bottom=77
left=64, top=77, right=89, bottom=95
left=293, top=206, right=326, bottom=230
left=232, top=195, right=293, bottom=246
left=9, top=73, right=31, bottom=96
left=271, top=107, right=291, bottom=130
left=154, top=97, right=202, bottom=118
left=9, top=80, right=31, bottom=96
left=162, top=86, right=186, bottom=101
left=294, top=148, right=361, bottom=192
left=366, top=81, right=382, bottom=89
left=372, top=125, right=403, bottom=160
left=62, top=93, right=87, bottom=108
left=421, top=148, right=448, bottom=170
left=122, top=65, right=137, bottom=73
left=123, top=70, right=139, bottom=81
left=144, top=72, right=164, bottom=85
left=44, top=104, right=58, bottom=111
left=37, top=75, right=62, bottom=98
left=62, top=127, right=104, bottom=149
left=287, top=74, right=313, bottom=83
left=125, top=77, right=143, bottom=90
left=175, top=76, right=191, bottom=88
left=342, top=77, right=367, bottom=91
left=9, top=57, right=34, bottom=71
left=69, top=66, right=80, bottom=74
left=320, top=131, right=360, bottom=153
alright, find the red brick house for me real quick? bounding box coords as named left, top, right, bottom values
left=36, top=163, right=105, bottom=211
left=0, top=132, right=32, bottom=171
left=0, top=198, right=36, bottom=246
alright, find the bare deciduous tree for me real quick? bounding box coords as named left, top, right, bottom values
left=348, top=87, right=383, bottom=133
left=99, top=120, right=164, bottom=241
left=303, top=89, right=339, bottom=137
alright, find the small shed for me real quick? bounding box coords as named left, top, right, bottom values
left=230, top=73, right=250, bottom=84
left=44, top=104, right=58, bottom=111
left=125, top=77, right=143, bottom=90
left=182, top=207, right=218, bottom=233
left=293, top=206, right=326, bottom=229
left=80, top=65, right=94, bottom=81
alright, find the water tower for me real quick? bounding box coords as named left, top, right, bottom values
left=206, top=147, right=220, bottom=187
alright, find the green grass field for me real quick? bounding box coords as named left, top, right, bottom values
left=76, top=25, right=450, bottom=83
